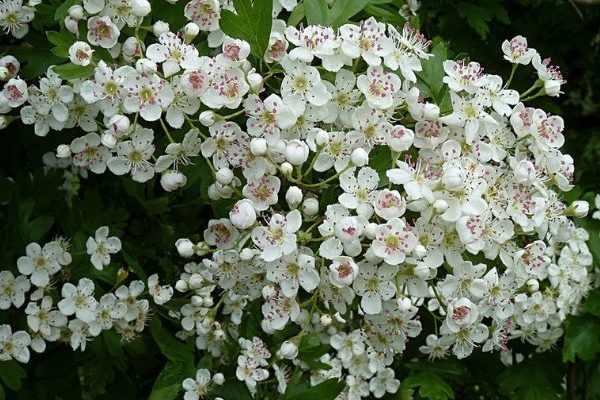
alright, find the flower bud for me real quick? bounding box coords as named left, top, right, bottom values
left=302, top=198, right=319, bottom=217
left=351, top=148, right=369, bottom=167
left=175, top=279, right=188, bottom=292
left=442, top=166, right=463, bottom=190
left=208, top=184, right=221, bottom=200
left=397, top=297, right=412, bottom=312
left=320, top=314, right=332, bottom=326
left=109, top=114, right=130, bottom=134
left=229, top=199, right=256, bottom=229
left=278, top=341, right=298, bottom=360
left=101, top=132, right=117, bottom=148
left=136, top=58, right=157, bottom=73
left=131, top=0, right=151, bottom=17
left=0, top=67, right=9, bottom=81
left=122, top=37, right=141, bottom=59
left=414, top=263, right=429, bottom=279
left=567, top=201, right=589, bottom=218
left=212, top=373, right=225, bottom=385
left=68, top=5, right=84, bottom=20
left=247, top=72, right=263, bottom=93
left=240, top=248, right=257, bottom=260
left=0, top=116, right=8, bottom=130
left=423, top=103, right=440, bottom=120
left=175, top=238, right=194, bottom=258
left=285, top=186, right=303, bottom=209
left=315, top=129, right=329, bottom=146
left=526, top=278, right=539, bottom=292
left=413, top=244, right=427, bottom=258
left=199, top=110, right=216, bottom=127
left=433, top=199, right=448, bottom=213
left=160, top=170, right=187, bottom=191
left=285, top=139, right=309, bottom=165
left=188, top=274, right=204, bottom=289
left=544, top=79, right=561, bottom=97
left=365, top=222, right=378, bottom=239
left=64, top=16, right=79, bottom=35
left=194, top=241, right=210, bottom=256
left=191, top=295, right=203, bottom=306
left=183, top=22, right=200, bottom=43
left=153, top=20, right=170, bottom=37
left=280, top=162, right=293, bottom=176
left=216, top=168, right=234, bottom=185
left=250, top=138, right=267, bottom=156
left=56, top=144, right=71, bottom=158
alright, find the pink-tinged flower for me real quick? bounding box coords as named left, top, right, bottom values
left=200, top=121, right=249, bottom=169
left=204, top=218, right=240, bottom=250
left=1, top=77, right=28, bottom=107
left=242, top=174, right=281, bottom=211
left=70, top=132, right=111, bottom=174
left=328, top=256, right=359, bottom=287
left=339, top=17, right=393, bottom=66
left=285, top=25, right=339, bottom=63
left=532, top=54, right=566, bottom=97
left=146, top=32, right=201, bottom=77
left=87, top=16, right=120, bottom=48
left=184, top=0, right=220, bottom=31
left=442, top=60, right=484, bottom=94
left=385, top=24, right=432, bottom=82
left=502, top=35, right=536, bottom=65
left=357, top=65, right=402, bottom=110
left=122, top=70, right=174, bottom=121
left=251, top=210, right=301, bottom=262
left=373, top=189, right=406, bottom=220
left=371, top=218, right=418, bottom=265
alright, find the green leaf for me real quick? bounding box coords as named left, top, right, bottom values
left=148, top=361, right=187, bottom=400
left=498, top=356, right=563, bottom=400
left=212, top=381, right=254, bottom=400
left=583, top=291, right=600, bottom=317
left=416, top=38, right=450, bottom=112
left=304, top=0, right=329, bottom=25
left=220, top=0, right=273, bottom=60
left=46, top=31, right=75, bottom=48
left=284, top=378, right=345, bottom=400
left=28, top=216, right=54, bottom=242
left=288, top=3, right=305, bottom=26
left=150, top=318, right=194, bottom=365
left=53, top=63, right=95, bottom=80
left=0, top=361, right=26, bottom=391
left=328, top=0, right=370, bottom=27
left=563, top=316, right=600, bottom=362
left=54, top=0, right=79, bottom=22
left=402, top=371, right=454, bottom=400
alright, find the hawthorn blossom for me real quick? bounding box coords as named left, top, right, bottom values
left=86, top=226, right=122, bottom=270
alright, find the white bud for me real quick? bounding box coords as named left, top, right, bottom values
left=442, top=166, right=463, bottom=190
left=160, top=170, right=187, bottom=192
left=194, top=242, right=210, bottom=256
left=247, top=72, right=263, bottom=93
left=285, top=139, right=309, bottom=165
left=56, top=144, right=71, bottom=158
left=216, top=168, right=234, bottom=185
left=122, top=37, right=141, bottom=59
left=526, top=278, right=539, bottom=292
left=0, top=67, right=9, bottom=81
left=320, top=314, right=332, bottom=326
left=544, top=79, right=561, bottom=97
left=109, top=114, right=130, bottom=134
left=351, top=148, right=369, bottom=167
left=433, top=199, right=448, bottom=213
left=175, top=238, right=194, bottom=258
left=301, top=198, right=319, bottom=217
left=229, top=199, right=257, bottom=229
left=212, top=373, right=225, bottom=385
left=568, top=201, right=589, bottom=218
left=262, top=285, right=276, bottom=299
left=365, top=222, right=378, bottom=239
left=64, top=16, right=79, bottom=35
left=131, top=0, right=151, bottom=17
left=280, top=162, right=293, bottom=176
left=414, top=263, right=429, bottom=279
left=175, top=279, right=188, bottom=292
left=423, top=103, right=440, bottom=120
left=397, top=297, right=412, bottom=312
left=334, top=312, right=346, bottom=323
left=250, top=138, right=267, bottom=156
left=199, top=110, right=215, bottom=127
left=0, top=116, right=8, bottom=130
left=152, top=20, right=170, bottom=37
left=413, top=244, right=427, bottom=258
left=208, top=184, right=221, bottom=200
left=285, top=186, right=303, bottom=209
left=278, top=341, right=298, bottom=360
left=315, top=129, right=329, bottom=146
left=136, top=58, right=157, bottom=74
left=191, top=295, right=203, bottom=306
left=101, top=132, right=117, bottom=148
left=188, top=274, right=204, bottom=289
left=240, top=248, right=257, bottom=260
left=67, top=5, right=84, bottom=20
left=183, top=22, right=200, bottom=42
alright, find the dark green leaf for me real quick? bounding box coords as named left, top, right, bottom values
left=284, top=378, right=344, bottom=400
left=0, top=361, right=26, bottom=391
left=53, top=63, right=95, bottom=80
left=150, top=318, right=194, bottom=365
left=329, top=0, right=370, bottom=27
left=304, top=0, right=329, bottom=25
left=148, top=361, right=187, bottom=400
left=220, top=0, right=273, bottom=60
left=402, top=371, right=454, bottom=400
left=563, top=316, right=600, bottom=362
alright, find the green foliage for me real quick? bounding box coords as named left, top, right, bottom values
left=497, top=356, right=563, bottom=400
left=220, top=0, right=273, bottom=60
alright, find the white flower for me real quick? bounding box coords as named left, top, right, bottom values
left=357, top=65, right=401, bottom=110
left=369, top=368, right=400, bottom=398
left=146, top=32, right=200, bottom=77
left=184, top=0, right=220, bottom=31
left=385, top=24, right=432, bottom=82
left=339, top=17, right=393, bottom=66
left=244, top=94, right=297, bottom=141
left=148, top=274, right=173, bottom=305
left=200, top=121, right=249, bottom=169
left=80, top=62, right=131, bottom=117
left=87, top=16, right=120, bottom=48
left=71, top=132, right=111, bottom=174
left=236, top=355, right=269, bottom=392
left=532, top=54, right=565, bottom=97
left=229, top=199, right=257, bottom=230
left=280, top=57, right=331, bottom=115
left=502, top=36, right=536, bottom=65
left=107, top=127, right=156, bottom=182
left=122, top=70, right=174, bottom=121
left=0, top=271, right=29, bottom=310
left=68, top=41, right=94, bottom=66
left=1, top=77, right=28, bottom=107
left=201, top=63, right=249, bottom=109
left=339, top=167, right=379, bottom=218
left=58, top=278, right=98, bottom=323
left=442, top=60, right=484, bottom=94
left=329, top=256, right=359, bottom=287
left=242, top=175, right=281, bottom=211
left=371, top=218, right=418, bottom=265
left=0, top=0, right=34, bottom=39
left=204, top=218, right=240, bottom=250
left=285, top=25, right=339, bottom=63
left=25, top=296, right=67, bottom=338
left=0, top=325, right=30, bottom=363
left=373, top=189, right=406, bottom=220
left=86, top=226, right=122, bottom=270
left=17, top=242, right=63, bottom=287
left=353, top=261, right=396, bottom=314
left=266, top=251, right=319, bottom=297
left=29, top=68, right=74, bottom=123
left=182, top=369, right=212, bottom=400
left=252, top=210, right=302, bottom=262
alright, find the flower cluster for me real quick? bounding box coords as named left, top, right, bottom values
left=0, top=0, right=594, bottom=398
